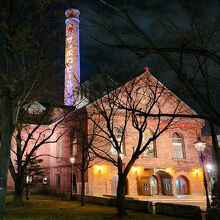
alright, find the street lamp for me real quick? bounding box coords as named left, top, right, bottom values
left=70, top=157, right=75, bottom=164
left=194, top=136, right=211, bottom=208
left=70, top=156, right=75, bottom=196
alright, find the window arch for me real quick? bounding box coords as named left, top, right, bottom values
left=71, top=135, right=77, bottom=156
left=110, top=127, right=124, bottom=155
left=176, top=175, right=189, bottom=195
left=172, top=132, right=184, bottom=158
left=56, top=139, right=62, bottom=161
left=143, top=129, right=155, bottom=157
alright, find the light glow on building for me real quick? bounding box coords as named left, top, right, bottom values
left=166, top=168, right=171, bottom=173
left=194, top=169, right=199, bottom=174
left=96, top=165, right=103, bottom=173
left=133, top=167, right=139, bottom=173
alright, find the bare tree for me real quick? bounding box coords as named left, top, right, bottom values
left=0, top=0, right=69, bottom=214
left=68, top=108, right=98, bottom=206
left=92, top=0, right=220, bottom=183
left=93, top=0, right=220, bottom=124
left=87, top=72, right=199, bottom=217
left=9, top=105, right=72, bottom=205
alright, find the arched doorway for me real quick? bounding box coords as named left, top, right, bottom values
left=71, top=174, right=77, bottom=193
left=154, top=170, right=173, bottom=196
left=138, top=169, right=154, bottom=196
left=150, top=176, right=158, bottom=195
left=176, top=176, right=189, bottom=195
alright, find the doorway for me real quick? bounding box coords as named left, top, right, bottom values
left=150, top=176, right=158, bottom=195
left=162, top=178, right=173, bottom=195
left=154, top=170, right=173, bottom=196
left=140, top=178, right=151, bottom=196
left=72, top=174, right=77, bottom=193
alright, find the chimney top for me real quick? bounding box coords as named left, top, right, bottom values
left=65, top=8, right=80, bottom=19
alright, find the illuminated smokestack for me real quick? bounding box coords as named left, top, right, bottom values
left=64, top=8, right=80, bottom=106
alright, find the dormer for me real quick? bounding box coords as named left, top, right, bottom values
left=23, top=101, right=46, bottom=115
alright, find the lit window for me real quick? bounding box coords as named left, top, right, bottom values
left=72, top=137, right=77, bottom=156
left=57, top=140, right=62, bottom=161
left=143, top=129, right=155, bottom=157
left=28, top=108, right=42, bottom=115
left=110, top=127, right=124, bottom=155
left=172, top=132, right=184, bottom=158
left=28, top=108, right=34, bottom=114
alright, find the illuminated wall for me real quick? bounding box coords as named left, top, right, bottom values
left=64, top=9, right=80, bottom=106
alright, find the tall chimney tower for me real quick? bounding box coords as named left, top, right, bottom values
left=64, top=9, right=80, bottom=106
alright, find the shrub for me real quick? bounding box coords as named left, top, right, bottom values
left=211, top=181, right=220, bottom=208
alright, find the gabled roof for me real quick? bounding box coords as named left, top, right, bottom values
left=23, top=101, right=46, bottom=111
left=86, top=70, right=205, bottom=129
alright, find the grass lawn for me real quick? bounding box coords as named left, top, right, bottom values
left=4, top=195, right=186, bottom=220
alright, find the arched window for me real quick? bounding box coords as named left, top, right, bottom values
left=176, top=176, right=189, bottom=194
left=71, top=136, right=77, bottom=156
left=56, top=139, right=62, bottom=161
left=143, top=129, right=155, bottom=157
left=172, top=132, right=184, bottom=158
left=110, top=127, right=124, bottom=155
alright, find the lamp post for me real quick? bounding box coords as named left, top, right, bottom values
left=194, top=136, right=211, bottom=208
left=70, top=156, right=75, bottom=196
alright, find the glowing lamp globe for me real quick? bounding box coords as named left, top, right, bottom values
left=70, top=157, right=75, bottom=164
left=206, top=164, right=213, bottom=170
left=194, top=137, right=206, bottom=152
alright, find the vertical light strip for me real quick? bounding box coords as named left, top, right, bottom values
left=64, top=9, right=80, bottom=106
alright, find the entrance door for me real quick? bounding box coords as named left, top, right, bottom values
left=150, top=176, right=158, bottom=195
left=72, top=174, right=77, bottom=193
left=162, top=178, right=173, bottom=195
left=141, top=178, right=151, bottom=195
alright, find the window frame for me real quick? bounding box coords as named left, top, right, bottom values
left=110, top=127, right=125, bottom=156
left=71, top=136, right=77, bottom=156
left=56, top=139, right=62, bottom=161
left=172, top=132, right=185, bottom=159
left=28, top=108, right=42, bottom=115
left=142, top=128, right=156, bottom=158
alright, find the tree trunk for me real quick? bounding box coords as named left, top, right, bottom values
left=116, top=175, right=127, bottom=217
left=13, top=181, right=24, bottom=206
left=209, top=122, right=220, bottom=181
left=81, top=169, right=85, bottom=206
left=0, top=96, right=15, bottom=216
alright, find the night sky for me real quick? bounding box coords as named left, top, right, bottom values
left=61, top=1, right=219, bottom=114
left=16, top=0, right=217, bottom=131
left=71, top=0, right=219, bottom=81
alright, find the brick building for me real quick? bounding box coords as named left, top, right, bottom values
left=7, top=8, right=209, bottom=198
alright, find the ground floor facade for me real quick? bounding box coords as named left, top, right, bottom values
left=88, top=164, right=205, bottom=196
left=46, top=163, right=205, bottom=198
